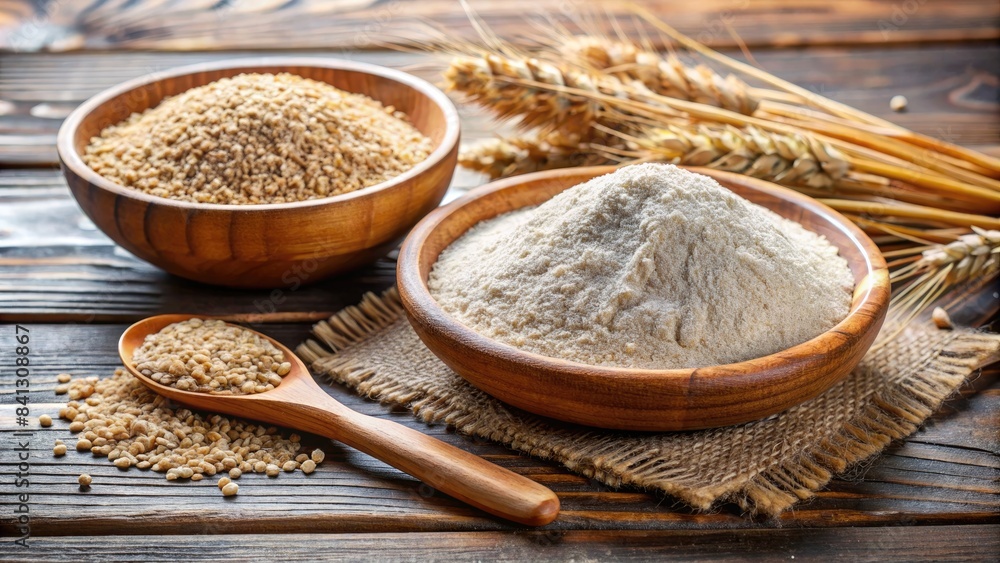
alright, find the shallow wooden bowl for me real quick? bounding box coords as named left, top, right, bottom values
left=398, top=166, right=890, bottom=431
left=57, top=58, right=459, bottom=288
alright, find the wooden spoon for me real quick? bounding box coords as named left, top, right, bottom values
left=118, top=314, right=559, bottom=526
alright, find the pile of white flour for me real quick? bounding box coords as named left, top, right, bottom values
left=428, top=164, right=854, bottom=369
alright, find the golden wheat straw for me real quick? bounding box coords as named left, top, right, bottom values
left=557, top=36, right=759, bottom=115
left=626, top=2, right=1000, bottom=176
left=820, top=199, right=1000, bottom=231
left=597, top=123, right=848, bottom=189
left=759, top=110, right=1000, bottom=192
left=843, top=217, right=974, bottom=246
left=459, top=136, right=606, bottom=179
left=445, top=49, right=1000, bottom=208
left=444, top=54, right=606, bottom=143
left=876, top=228, right=1000, bottom=343
left=892, top=228, right=1000, bottom=286
left=497, top=72, right=1000, bottom=209
left=794, top=184, right=990, bottom=215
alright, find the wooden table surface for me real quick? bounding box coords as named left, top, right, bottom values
left=1, top=1, right=998, bottom=561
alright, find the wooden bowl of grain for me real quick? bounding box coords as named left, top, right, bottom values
left=397, top=166, right=890, bottom=431
left=57, top=58, right=459, bottom=288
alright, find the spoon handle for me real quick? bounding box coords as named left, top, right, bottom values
left=328, top=408, right=559, bottom=526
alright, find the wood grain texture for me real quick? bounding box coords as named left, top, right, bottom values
left=11, top=526, right=1000, bottom=562
left=0, top=324, right=997, bottom=540
left=57, top=58, right=459, bottom=288
left=397, top=166, right=890, bottom=430
left=0, top=0, right=998, bottom=52
left=117, top=315, right=559, bottom=526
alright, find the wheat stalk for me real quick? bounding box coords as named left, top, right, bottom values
left=557, top=36, right=759, bottom=115
left=893, top=228, right=1000, bottom=286
left=599, top=123, right=848, bottom=189
left=627, top=1, right=1000, bottom=177
left=444, top=54, right=608, bottom=144
left=817, top=199, right=1000, bottom=231
left=758, top=108, right=1000, bottom=192
left=598, top=122, right=995, bottom=213
left=874, top=227, right=1000, bottom=343
left=459, top=136, right=607, bottom=179
left=446, top=49, right=1000, bottom=211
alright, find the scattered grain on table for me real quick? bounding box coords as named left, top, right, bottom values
left=51, top=368, right=327, bottom=485
left=890, top=94, right=908, bottom=112
left=932, top=307, right=954, bottom=329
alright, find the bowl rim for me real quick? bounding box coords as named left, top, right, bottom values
left=398, top=165, right=890, bottom=382
left=56, top=56, right=461, bottom=212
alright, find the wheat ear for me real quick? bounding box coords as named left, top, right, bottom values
left=627, top=2, right=1000, bottom=176
left=444, top=54, right=606, bottom=143
left=595, top=123, right=848, bottom=189
left=502, top=70, right=1000, bottom=209
left=459, top=136, right=606, bottom=179
left=444, top=47, right=999, bottom=212
left=559, top=36, right=759, bottom=115
left=893, top=228, right=1000, bottom=287
left=875, top=227, right=1000, bottom=343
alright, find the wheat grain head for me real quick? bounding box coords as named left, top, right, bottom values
left=444, top=54, right=603, bottom=143
left=559, top=36, right=759, bottom=115
left=610, top=123, right=849, bottom=189
left=459, top=136, right=606, bottom=179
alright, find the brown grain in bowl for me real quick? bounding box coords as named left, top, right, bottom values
left=82, top=72, right=432, bottom=205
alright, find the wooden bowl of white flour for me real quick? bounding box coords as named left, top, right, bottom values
left=397, top=165, right=890, bottom=431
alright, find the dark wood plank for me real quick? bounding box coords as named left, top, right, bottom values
left=1, top=0, right=997, bottom=52
left=1, top=324, right=997, bottom=537
left=7, top=526, right=1000, bottom=562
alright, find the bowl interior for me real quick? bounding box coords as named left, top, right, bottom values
left=399, top=166, right=890, bottom=430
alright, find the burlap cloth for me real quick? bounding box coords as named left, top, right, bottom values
left=296, top=288, right=1000, bottom=516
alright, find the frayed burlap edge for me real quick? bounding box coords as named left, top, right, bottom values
left=296, top=287, right=1000, bottom=516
